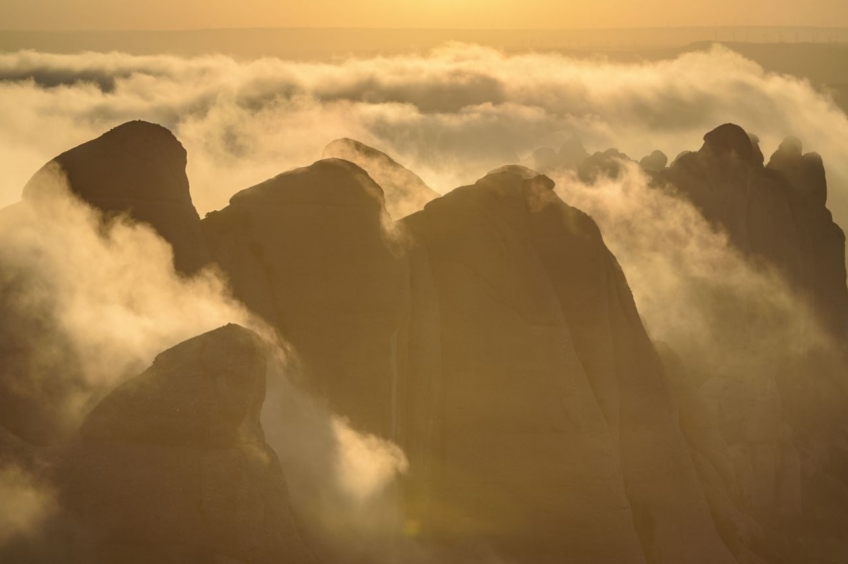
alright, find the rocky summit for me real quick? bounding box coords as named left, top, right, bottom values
left=22, top=120, right=211, bottom=275
left=1, top=121, right=848, bottom=564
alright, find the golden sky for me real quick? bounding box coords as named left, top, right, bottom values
left=1, top=0, right=847, bottom=30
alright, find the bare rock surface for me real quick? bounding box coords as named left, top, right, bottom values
left=22, top=120, right=210, bottom=275
left=661, top=123, right=848, bottom=338
left=404, top=165, right=734, bottom=564
left=202, top=159, right=416, bottom=439
left=54, top=324, right=315, bottom=564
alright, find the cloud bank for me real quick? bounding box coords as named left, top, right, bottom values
left=2, top=44, right=848, bottom=225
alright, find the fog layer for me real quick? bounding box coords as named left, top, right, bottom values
left=2, top=44, right=848, bottom=226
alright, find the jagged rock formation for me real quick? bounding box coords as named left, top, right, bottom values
left=203, top=156, right=737, bottom=562
left=640, top=150, right=669, bottom=172
left=403, top=165, right=734, bottom=564
left=649, top=124, right=848, bottom=562
left=661, top=123, right=848, bottom=338
left=577, top=147, right=632, bottom=183
left=51, top=325, right=314, bottom=564
left=3, top=121, right=848, bottom=564
left=22, top=120, right=210, bottom=275
left=322, top=138, right=440, bottom=219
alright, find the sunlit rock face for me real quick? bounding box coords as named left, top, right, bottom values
left=662, top=123, right=848, bottom=339
left=404, top=166, right=734, bottom=564
left=53, top=324, right=315, bottom=564
left=322, top=138, right=441, bottom=219
left=22, top=120, right=210, bottom=275
left=202, top=159, right=426, bottom=440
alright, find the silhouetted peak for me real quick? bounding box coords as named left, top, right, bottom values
left=640, top=150, right=668, bottom=172
left=81, top=324, right=267, bottom=448
left=487, top=164, right=545, bottom=180
left=20, top=120, right=210, bottom=275
left=578, top=148, right=631, bottom=183
left=229, top=158, right=387, bottom=210
left=483, top=165, right=556, bottom=191
left=324, top=137, right=389, bottom=163
left=748, top=133, right=765, bottom=166
left=702, top=123, right=755, bottom=162
left=779, top=135, right=803, bottom=157
left=24, top=120, right=190, bottom=204
left=767, top=136, right=828, bottom=204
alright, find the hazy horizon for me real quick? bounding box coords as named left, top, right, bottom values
left=3, top=0, right=848, bottom=31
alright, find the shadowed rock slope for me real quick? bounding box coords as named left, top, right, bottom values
left=4, top=121, right=848, bottom=564
left=404, top=166, right=734, bottom=564
left=661, top=123, right=848, bottom=339
left=202, top=158, right=438, bottom=443
left=53, top=324, right=314, bottom=564
left=22, top=120, right=210, bottom=275
left=203, top=155, right=736, bottom=562
left=654, top=125, right=848, bottom=563
left=0, top=121, right=212, bottom=445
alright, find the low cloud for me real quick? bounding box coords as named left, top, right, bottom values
left=0, top=167, right=425, bottom=561
left=554, top=162, right=834, bottom=376
left=0, top=466, right=55, bottom=545
left=0, top=166, right=254, bottom=439
left=1, top=44, right=847, bottom=226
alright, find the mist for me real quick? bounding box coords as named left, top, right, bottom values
left=2, top=44, right=848, bottom=227
left=2, top=38, right=848, bottom=564
left=554, top=163, right=834, bottom=364
left=0, top=168, right=419, bottom=561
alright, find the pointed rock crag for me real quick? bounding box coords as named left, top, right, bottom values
left=661, top=123, right=848, bottom=338
left=322, top=138, right=440, bottom=219
left=57, top=325, right=314, bottom=564
left=403, top=166, right=735, bottom=564
left=22, top=120, right=210, bottom=275
left=202, top=159, right=420, bottom=439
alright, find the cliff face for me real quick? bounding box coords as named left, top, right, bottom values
left=654, top=125, right=848, bottom=562
left=202, top=159, right=423, bottom=439
left=22, top=120, right=211, bottom=275
left=201, top=155, right=734, bottom=562
left=3, top=122, right=848, bottom=564
left=0, top=121, right=213, bottom=446
left=661, top=123, right=848, bottom=339
left=1, top=325, right=315, bottom=564
left=404, top=166, right=733, bottom=564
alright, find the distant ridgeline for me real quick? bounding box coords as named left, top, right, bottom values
left=2, top=120, right=848, bottom=563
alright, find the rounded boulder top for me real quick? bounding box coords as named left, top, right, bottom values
left=23, top=120, right=191, bottom=204
left=702, top=123, right=755, bottom=162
